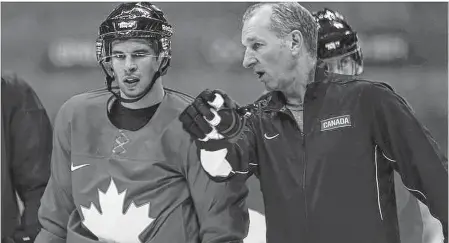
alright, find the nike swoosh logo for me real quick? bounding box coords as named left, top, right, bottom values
left=264, top=133, right=279, bottom=140
left=71, top=163, right=90, bottom=172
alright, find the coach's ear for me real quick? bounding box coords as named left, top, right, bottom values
left=289, top=29, right=303, bottom=56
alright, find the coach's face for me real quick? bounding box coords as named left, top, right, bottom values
left=241, top=6, right=299, bottom=93
left=111, top=38, right=161, bottom=99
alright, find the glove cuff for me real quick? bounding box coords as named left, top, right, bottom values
left=224, top=115, right=247, bottom=143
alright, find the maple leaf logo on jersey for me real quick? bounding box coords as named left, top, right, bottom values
left=80, top=178, right=154, bottom=243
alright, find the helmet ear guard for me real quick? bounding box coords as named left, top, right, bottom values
left=158, top=36, right=171, bottom=75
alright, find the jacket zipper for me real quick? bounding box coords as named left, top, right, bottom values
left=267, top=92, right=309, bottom=236
left=302, top=134, right=307, bottom=219
left=301, top=108, right=308, bottom=238
left=281, top=106, right=309, bottom=234
left=302, top=86, right=312, bottom=239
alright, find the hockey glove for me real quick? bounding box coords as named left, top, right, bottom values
left=179, top=89, right=245, bottom=143
left=179, top=89, right=246, bottom=178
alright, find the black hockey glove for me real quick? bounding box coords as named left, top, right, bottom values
left=179, top=89, right=247, bottom=178
left=179, top=89, right=245, bottom=144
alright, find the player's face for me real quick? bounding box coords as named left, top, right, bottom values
left=322, top=49, right=364, bottom=76
left=241, top=6, right=297, bottom=93
left=111, top=39, right=161, bottom=99
left=324, top=55, right=358, bottom=75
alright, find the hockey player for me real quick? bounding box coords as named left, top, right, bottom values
left=314, top=8, right=447, bottom=243
left=314, top=8, right=446, bottom=243
left=35, top=3, right=249, bottom=243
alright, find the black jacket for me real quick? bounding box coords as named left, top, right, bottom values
left=1, top=73, right=52, bottom=243
left=223, top=73, right=447, bottom=243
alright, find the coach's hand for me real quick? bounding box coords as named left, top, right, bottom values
left=179, top=89, right=245, bottom=143
left=179, top=89, right=247, bottom=178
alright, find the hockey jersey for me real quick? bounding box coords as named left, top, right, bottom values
left=35, top=88, right=249, bottom=243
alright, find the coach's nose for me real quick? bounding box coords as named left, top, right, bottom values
left=243, top=48, right=257, bottom=69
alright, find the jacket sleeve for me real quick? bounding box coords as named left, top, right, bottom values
left=369, top=82, right=448, bottom=239
left=8, top=78, right=52, bottom=242
left=183, top=139, right=250, bottom=243
left=197, top=111, right=260, bottom=180
left=35, top=101, right=75, bottom=243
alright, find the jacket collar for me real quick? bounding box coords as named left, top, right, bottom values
left=261, top=71, right=355, bottom=111
left=259, top=91, right=287, bottom=111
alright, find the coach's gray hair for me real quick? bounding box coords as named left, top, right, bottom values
left=242, top=2, right=318, bottom=59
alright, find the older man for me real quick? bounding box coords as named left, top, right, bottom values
left=180, top=2, right=447, bottom=243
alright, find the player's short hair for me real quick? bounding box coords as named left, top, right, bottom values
left=243, top=2, right=318, bottom=59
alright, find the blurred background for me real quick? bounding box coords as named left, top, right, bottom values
left=2, top=1, right=447, bottom=241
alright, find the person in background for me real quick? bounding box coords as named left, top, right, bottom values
left=1, top=72, right=52, bottom=243
left=313, top=8, right=444, bottom=243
